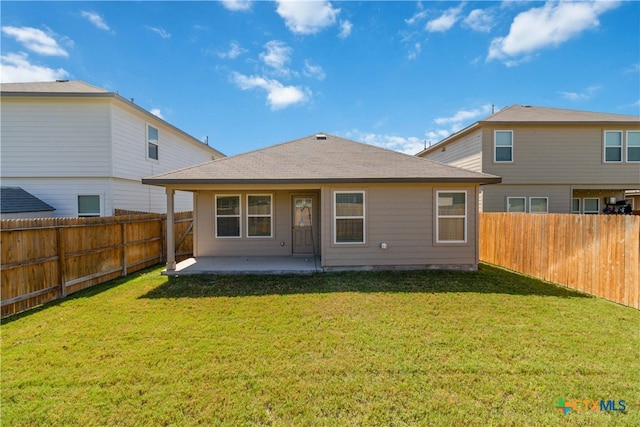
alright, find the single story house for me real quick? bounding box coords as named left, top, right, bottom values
left=143, top=133, right=501, bottom=273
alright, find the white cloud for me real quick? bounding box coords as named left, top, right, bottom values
left=559, top=85, right=601, bottom=101
left=407, top=42, right=422, bottom=60
left=406, top=10, right=427, bottom=26
left=624, top=64, right=640, bottom=74
left=338, top=20, right=352, bottom=38
left=219, top=0, right=252, bottom=12
left=81, top=11, right=111, bottom=31
left=303, top=60, right=326, bottom=80
left=230, top=71, right=310, bottom=110
left=463, top=9, right=493, bottom=33
left=146, top=26, right=171, bottom=39
left=275, top=0, right=340, bottom=35
left=217, top=41, right=247, bottom=59
left=260, top=40, right=292, bottom=74
left=488, top=1, right=621, bottom=63
left=1, top=26, right=69, bottom=57
left=0, top=52, right=69, bottom=83
left=434, top=104, right=492, bottom=128
left=150, top=108, right=164, bottom=119
left=425, top=4, right=465, bottom=33
left=343, top=130, right=425, bottom=155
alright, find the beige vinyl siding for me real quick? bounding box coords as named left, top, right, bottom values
left=0, top=98, right=111, bottom=178
left=482, top=184, right=572, bottom=213
left=321, top=183, right=478, bottom=269
left=421, top=129, right=483, bottom=172
left=192, top=184, right=479, bottom=269
left=194, top=190, right=313, bottom=257
left=481, top=125, right=640, bottom=186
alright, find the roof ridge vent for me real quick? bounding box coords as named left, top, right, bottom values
left=315, top=133, right=327, bottom=140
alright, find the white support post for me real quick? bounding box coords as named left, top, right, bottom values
left=166, top=188, right=176, bottom=271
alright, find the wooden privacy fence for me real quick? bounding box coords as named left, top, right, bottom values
left=480, top=213, right=640, bottom=309
left=1, top=211, right=193, bottom=317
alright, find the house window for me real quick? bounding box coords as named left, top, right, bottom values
left=215, top=195, right=240, bottom=237
left=583, top=198, right=600, bottom=214
left=494, top=130, right=513, bottom=162
left=437, top=191, right=467, bottom=243
left=148, top=125, right=159, bottom=160
left=334, top=191, right=365, bottom=244
left=627, top=131, right=640, bottom=162
left=604, top=131, right=622, bottom=162
left=247, top=194, right=272, bottom=238
left=507, top=197, right=526, bottom=213
left=78, top=195, right=100, bottom=217
left=529, top=197, right=549, bottom=213
left=571, top=198, right=581, bottom=214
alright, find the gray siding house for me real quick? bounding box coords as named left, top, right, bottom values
left=417, top=105, right=640, bottom=214
left=143, top=133, right=500, bottom=272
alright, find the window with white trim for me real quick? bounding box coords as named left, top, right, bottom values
left=78, top=195, right=101, bottom=217
left=148, top=125, right=159, bottom=160
left=507, top=197, right=526, bottom=213
left=627, top=131, right=640, bottom=162
left=437, top=191, right=467, bottom=243
left=604, top=131, right=622, bottom=162
left=334, top=191, right=365, bottom=244
left=583, top=198, right=600, bottom=214
left=247, top=194, right=272, bottom=238
left=571, top=198, right=581, bottom=214
left=494, top=130, right=513, bottom=162
left=215, top=195, right=241, bottom=237
left=529, top=197, right=549, bottom=213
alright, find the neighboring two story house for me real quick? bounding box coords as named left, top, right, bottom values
left=0, top=80, right=224, bottom=217
left=417, top=105, right=640, bottom=214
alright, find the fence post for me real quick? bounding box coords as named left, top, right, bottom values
left=56, top=227, right=67, bottom=298
left=121, top=221, right=128, bottom=276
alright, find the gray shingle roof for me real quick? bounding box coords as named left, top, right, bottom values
left=143, top=133, right=501, bottom=185
left=1, top=187, right=55, bottom=214
left=483, top=105, right=640, bottom=123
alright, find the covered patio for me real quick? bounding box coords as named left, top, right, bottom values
left=163, top=256, right=322, bottom=276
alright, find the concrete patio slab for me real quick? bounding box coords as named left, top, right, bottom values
left=163, top=256, right=322, bottom=275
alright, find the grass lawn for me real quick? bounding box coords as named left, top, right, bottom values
left=2, top=264, right=639, bottom=426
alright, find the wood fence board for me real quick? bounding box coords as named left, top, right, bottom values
left=1, top=212, right=193, bottom=317
left=479, top=213, right=639, bottom=309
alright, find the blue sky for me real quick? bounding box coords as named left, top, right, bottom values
left=1, top=1, right=639, bottom=155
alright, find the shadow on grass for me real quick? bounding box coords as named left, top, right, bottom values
left=139, top=264, right=590, bottom=300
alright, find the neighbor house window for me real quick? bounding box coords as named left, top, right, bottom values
left=437, top=191, right=467, bottom=243
left=571, top=198, right=581, bottom=214
left=627, top=131, right=640, bottom=162
left=334, top=191, right=365, bottom=244
left=604, top=131, right=622, bottom=162
left=78, top=195, right=100, bottom=217
left=494, top=130, right=513, bottom=162
left=583, top=198, right=600, bottom=214
left=507, top=197, right=526, bottom=213
left=148, top=125, right=159, bottom=160
left=247, top=194, right=272, bottom=238
left=216, top=195, right=240, bottom=237
left=529, top=197, right=549, bottom=213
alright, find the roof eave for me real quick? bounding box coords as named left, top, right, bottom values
left=142, top=177, right=502, bottom=186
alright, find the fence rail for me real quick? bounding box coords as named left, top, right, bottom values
left=1, top=212, right=193, bottom=317
left=479, top=213, right=640, bottom=309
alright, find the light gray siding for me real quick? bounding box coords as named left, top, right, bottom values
left=0, top=98, right=112, bottom=178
